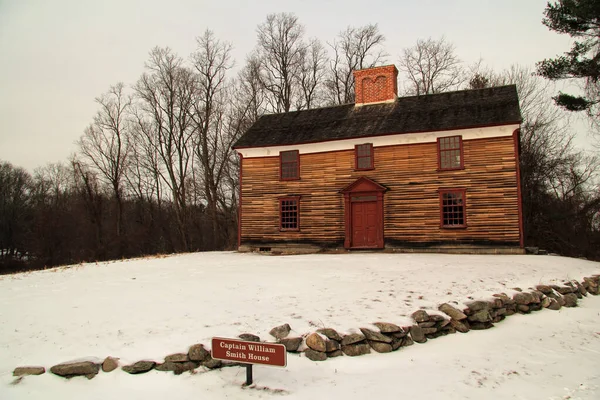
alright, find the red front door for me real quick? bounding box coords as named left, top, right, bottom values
left=352, top=201, right=378, bottom=248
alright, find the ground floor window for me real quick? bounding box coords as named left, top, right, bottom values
left=439, top=189, right=466, bottom=228
left=280, top=197, right=300, bottom=230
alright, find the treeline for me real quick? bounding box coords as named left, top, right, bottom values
left=1, top=12, right=599, bottom=273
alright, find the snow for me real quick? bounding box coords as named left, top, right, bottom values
left=1, top=252, right=599, bottom=399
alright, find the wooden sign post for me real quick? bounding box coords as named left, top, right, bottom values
left=211, top=337, right=287, bottom=385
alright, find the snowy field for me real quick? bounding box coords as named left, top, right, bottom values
left=1, top=252, right=599, bottom=399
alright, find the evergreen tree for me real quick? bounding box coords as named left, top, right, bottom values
left=536, top=0, right=600, bottom=120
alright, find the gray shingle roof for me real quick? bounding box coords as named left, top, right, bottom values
left=233, top=85, right=521, bottom=149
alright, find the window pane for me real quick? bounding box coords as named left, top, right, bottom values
left=281, top=151, right=298, bottom=162
left=280, top=199, right=299, bottom=229
left=357, top=156, right=371, bottom=169
left=356, top=144, right=373, bottom=169
left=441, top=191, right=465, bottom=226
left=439, top=137, right=462, bottom=169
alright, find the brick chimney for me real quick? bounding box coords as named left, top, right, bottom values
left=353, top=65, right=398, bottom=105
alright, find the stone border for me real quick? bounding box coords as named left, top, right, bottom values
left=12, top=274, right=600, bottom=380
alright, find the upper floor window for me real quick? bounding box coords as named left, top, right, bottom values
left=439, top=189, right=466, bottom=228
left=438, top=136, right=463, bottom=170
left=280, top=150, right=299, bottom=180
left=355, top=143, right=374, bottom=170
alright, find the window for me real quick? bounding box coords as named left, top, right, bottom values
left=280, top=150, right=299, bottom=180
left=438, top=136, right=463, bottom=170
left=355, top=143, right=374, bottom=170
left=280, top=197, right=299, bottom=231
left=439, top=189, right=466, bottom=228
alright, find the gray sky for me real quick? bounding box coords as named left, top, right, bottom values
left=0, top=0, right=586, bottom=171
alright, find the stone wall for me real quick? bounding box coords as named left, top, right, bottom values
left=12, top=274, right=600, bottom=381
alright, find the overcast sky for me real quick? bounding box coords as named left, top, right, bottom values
left=0, top=0, right=586, bottom=171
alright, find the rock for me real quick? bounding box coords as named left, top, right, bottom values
left=13, top=366, right=45, bottom=376
left=563, top=293, right=578, bottom=307
left=517, top=304, right=530, bottom=313
left=269, top=323, right=291, bottom=339
left=421, top=327, right=438, bottom=335
left=238, top=333, right=260, bottom=342
left=444, top=325, right=457, bottom=334
left=306, top=333, right=327, bottom=352
left=541, top=297, right=552, bottom=308
left=525, top=246, right=539, bottom=254
left=178, top=362, right=199, bottom=374
left=341, top=333, right=366, bottom=346
left=429, top=314, right=445, bottom=322
left=165, top=353, right=189, bottom=363
left=410, top=325, right=427, bottom=343
left=373, top=322, right=402, bottom=333
left=529, top=303, right=542, bottom=312
left=280, top=337, right=303, bottom=352
left=493, top=293, right=515, bottom=305
left=359, top=328, right=392, bottom=343
left=401, top=336, right=414, bottom=347
left=155, top=362, right=178, bottom=372
left=326, top=349, right=344, bottom=358
left=512, top=287, right=523, bottom=292
left=188, top=344, right=210, bottom=362
left=102, top=357, right=119, bottom=373
left=468, top=309, right=491, bottom=323
left=417, top=321, right=436, bottom=328
left=556, top=286, right=575, bottom=295
left=513, top=292, right=534, bottom=305
left=450, top=319, right=470, bottom=333
left=325, top=340, right=340, bottom=352
left=155, top=361, right=198, bottom=374
left=436, top=319, right=451, bottom=328
left=317, top=328, right=343, bottom=341
left=528, top=291, right=542, bottom=303
left=341, top=343, right=371, bottom=357
left=494, top=308, right=507, bottom=316
left=391, top=337, right=404, bottom=351
left=575, top=281, right=587, bottom=296
left=439, top=303, right=467, bottom=320
left=202, top=357, right=222, bottom=369
left=465, top=300, right=490, bottom=312
left=535, top=285, right=553, bottom=294
left=411, top=310, right=430, bottom=323
left=304, top=349, right=327, bottom=361
left=122, top=361, right=155, bottom=374
left=470, top=321, right=494, bottom=330
left=489, top=297, right=504, bottom=308
left=389, top=329, right=408, bottom=339
left=368, top=341, right=392, bottom=353
left=50, top=361, right=100, bottom=378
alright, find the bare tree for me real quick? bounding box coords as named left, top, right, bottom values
left=77, top=83, right=131, bottom=245
left=134, top=47, right=197, bottom=251
left=326, top=24, right=386, bottom=105
left=0, top=161, right=31, bottom=262
left=238, top=55, right=268, bottom=121
left=398, top=37, right=465, bottom=95
left=190, top=30, right=235, bottom=247
left=297, top=38, right=328, bottom=109
left=255, top=12, right=306, bottom=113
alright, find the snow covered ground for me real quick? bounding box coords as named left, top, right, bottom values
left=1, top=252, right=599, bottom=399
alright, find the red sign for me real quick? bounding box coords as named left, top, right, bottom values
left=211, top=337, right=287, bottom=367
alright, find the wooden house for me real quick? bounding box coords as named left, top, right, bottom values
left=233, top=65, right=524, bottom=253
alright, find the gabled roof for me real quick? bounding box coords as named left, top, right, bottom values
left=233, top=85, right=521, bottom=149
left=340, top=176, right=387, bottom=194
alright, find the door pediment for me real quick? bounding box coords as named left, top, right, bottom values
left=340, top=176, right=387, bottom=194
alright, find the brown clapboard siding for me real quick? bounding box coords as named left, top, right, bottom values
left=240, top=136, right=520, bottom=246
